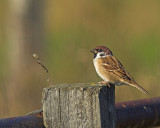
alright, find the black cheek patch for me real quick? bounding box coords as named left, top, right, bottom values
left=100, top=53, right=104, bottom=56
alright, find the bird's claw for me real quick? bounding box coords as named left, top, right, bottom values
left=99, top=81, right=111, bottom=88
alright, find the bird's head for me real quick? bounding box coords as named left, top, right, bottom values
left=90, top=46, right=113, bottom=59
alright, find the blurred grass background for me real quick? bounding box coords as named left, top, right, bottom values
left=0, top=0, right=160, bottom=118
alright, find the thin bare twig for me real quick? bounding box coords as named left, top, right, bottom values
left=33, top=53, right=54, bottom=85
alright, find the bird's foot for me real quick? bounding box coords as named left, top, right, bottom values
left=99, top=81, right=111, bottom=88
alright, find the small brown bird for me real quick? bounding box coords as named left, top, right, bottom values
left=91, top=46, right=149, bottom=94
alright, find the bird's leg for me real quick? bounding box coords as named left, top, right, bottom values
left=99, top=81, right=111, bottom=88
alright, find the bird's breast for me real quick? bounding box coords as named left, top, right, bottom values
left=93, top=58, right=109, bottom=82
left=93, top=58, right=124, bottom=86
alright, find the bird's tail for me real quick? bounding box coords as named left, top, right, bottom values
left=130, top=83, right=149, bottom=94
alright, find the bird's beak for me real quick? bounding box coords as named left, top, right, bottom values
left=90, top=49, right=98, bottom=53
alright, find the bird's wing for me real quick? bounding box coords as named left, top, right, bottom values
left=101, top=56, right=149, bottom=94
left=101, top=56, right=135, bottom=82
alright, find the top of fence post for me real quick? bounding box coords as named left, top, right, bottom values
left=42, top=83, right=116, bottom=128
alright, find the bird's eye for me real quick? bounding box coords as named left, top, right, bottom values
left=97, top=49, right=102, bottom=52
left=95, top=49, right=99, bottom=52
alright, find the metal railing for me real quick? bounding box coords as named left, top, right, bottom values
left=0, top=97, right=160, bottom=128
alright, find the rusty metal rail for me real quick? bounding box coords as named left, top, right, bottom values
left=116, top=97, right=160, bottom=128
left=0, top=97, right=160, bottom=128
left=0, top=111, right=44, bottom=128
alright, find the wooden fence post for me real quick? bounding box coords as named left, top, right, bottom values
left=42, top=83, right=116, bottom=128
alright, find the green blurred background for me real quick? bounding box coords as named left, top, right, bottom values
left=0, top=0, right=160, bottom=118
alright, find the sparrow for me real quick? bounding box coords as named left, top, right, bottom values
left=91, top=46, right=149, bottom=94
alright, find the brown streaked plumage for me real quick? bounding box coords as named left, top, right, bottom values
left=91, top=46, right=149, bottom=94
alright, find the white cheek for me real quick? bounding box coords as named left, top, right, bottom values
left=95, top=52, right=106, bottom=59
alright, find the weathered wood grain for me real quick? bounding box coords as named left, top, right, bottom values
left=42, top=83, right=116, bottom=128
